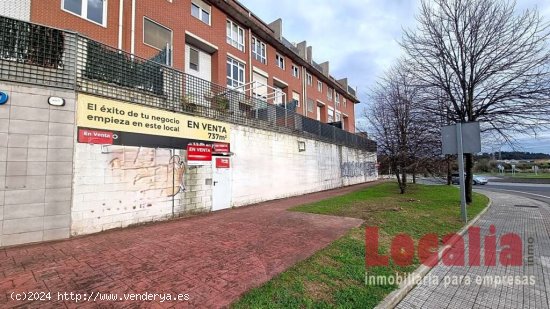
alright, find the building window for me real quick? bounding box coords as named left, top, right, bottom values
left=328, top=108, right=335, bottom=123
left=336, top=112, right=341, bottom=122
left=292, top=65, right=299, bottom=78
left=292, top=91, right=300, bottom=107
left=343, top=98, right=347, bottom=107
left=328, top=88, right=333, bottom=101
left=307, top=98, right=314, bottom=113
left=62, top=0, right=107, bottom=26
left=191, top=0, right=211, bottom=25
left=317, top=81, right=323, bottom=92
left=335, top=92, right=340, bottom=106
left=227, top=20, right=245, bottom=51
left=227, top=57, right=245, bottom=89
left=276, top=54, right=285, bottom=69
left=143, top=18, right=172, bottom=51
left=306, top=73, right=312, bottom=86
left=189, top=48, right=199, bottom=71
left=252, top=37, right=267, bottom=64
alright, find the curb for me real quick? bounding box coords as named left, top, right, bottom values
left=374, top=196, right=493, bottom=309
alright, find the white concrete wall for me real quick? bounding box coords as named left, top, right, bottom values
left=70, top=123, right=377, bottom=235
left=0, top=0, right=31, bottom=21
left=71, top=145, right=214, bottom=236
left=230, top=125, right=377, bottom=207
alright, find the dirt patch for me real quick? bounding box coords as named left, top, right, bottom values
left=335, top=201, right=403, bottom=224
left=303, top=280, right=333, bottom=303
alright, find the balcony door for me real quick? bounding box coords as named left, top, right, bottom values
left=185, top=44, right=211, bottom=82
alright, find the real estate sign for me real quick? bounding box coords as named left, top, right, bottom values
left=76, top=94, right=230, bottom=148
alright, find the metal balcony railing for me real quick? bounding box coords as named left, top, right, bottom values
left=0, top=15, right=376, bottom=152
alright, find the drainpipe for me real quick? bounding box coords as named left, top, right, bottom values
left=131, top=0, right=136, bottom=55
left=118, top=0, right=124, bottom=50
left=302, top=66, right=307, bottom=115
left=248, top=28, right=253, bottom=98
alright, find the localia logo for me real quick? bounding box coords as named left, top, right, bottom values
left=365, top=225, right=523, bottom=267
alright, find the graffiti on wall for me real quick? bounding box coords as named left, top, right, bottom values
left=341, top=162, right=377, bottom=178
left=108, top=146, right=185, bottom=198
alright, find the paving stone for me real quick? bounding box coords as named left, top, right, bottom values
left=0, top=181, right=377, bottom=307
left=397, top=191, right=550, bottom=309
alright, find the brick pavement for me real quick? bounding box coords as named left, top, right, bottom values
left=0, top=181, right=381, bottom=308
left=397, top=191, right=550, bottom=309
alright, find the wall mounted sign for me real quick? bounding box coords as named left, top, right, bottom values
left=187, top=145, right=212, bottom=166
left=213, top=142, right=230, bottom=153
left=78, top=128, right=114, bottom=145
left=76, top=94, right=231, bottom=149
left=0, top=92, right=8, bottom=105
left=215, top=157, right=230, bottom=169
left=48, top=96, right=65, bottom=106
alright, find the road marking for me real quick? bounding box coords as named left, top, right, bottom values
left=487, top=188, right=550, bottom=200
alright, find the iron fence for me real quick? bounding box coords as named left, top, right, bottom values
left=0, top=15, right=376, bottom=152
left=0, top=16, right=77, bottom=89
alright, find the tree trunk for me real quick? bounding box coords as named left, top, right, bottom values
left=446, top=155, right=452, bottom=185
left=412, top=171, right=416, bottom=184
left=465, top=153, right=474, bottom=204
left=400, top=167, right=407, bottom=194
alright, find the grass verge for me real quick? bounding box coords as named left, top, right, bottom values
left=232, top=182, right=489, bottom=309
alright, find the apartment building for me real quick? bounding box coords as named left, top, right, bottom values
left=23, top=0, right=359, bottom=132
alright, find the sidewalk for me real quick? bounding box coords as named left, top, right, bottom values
left=397, top=191, right=550, bottom=309
left=0, top=181, right=381, bottom=308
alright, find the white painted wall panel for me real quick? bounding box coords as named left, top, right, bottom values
left=0, top=0, right=31, bottom=21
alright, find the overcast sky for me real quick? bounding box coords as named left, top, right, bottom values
left=239, top=0, right=550, bottom=154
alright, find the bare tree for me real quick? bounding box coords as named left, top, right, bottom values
left=367, top=62, right=441, bottom=193
left=402, top=0, right=550, bottom=203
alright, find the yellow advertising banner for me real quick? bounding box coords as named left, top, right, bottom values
left=77, top=94, right=230, bottom=143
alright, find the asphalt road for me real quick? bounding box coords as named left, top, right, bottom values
left=480, top=182, right=550, bottom=205
left=418, top=177, right=550, bottom=205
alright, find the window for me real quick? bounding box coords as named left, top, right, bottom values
left=328, top=108, right=335, bottom=123
left=276, top=54, right=285, bottom=69
left=327, top=88, right=333, bottom=101
left=306, top=73, right=312, bottom=86
left=292, top=65, right=299, bottom=78
left=189, top=48, right=199, bottom=71
left=274, top=87, right=284, bottom=105
left=191, top=0, right=211, bottom=25
left=227, top=20, right=245, bottom=51
left=335, top=92, right=340, bottom=106
left=317, top=81, right=323, bottom=92
left=227, top=57, right=245, bottom=89
left=343, top=98, right=347, bottom=107
left=252, top=37, right=267, bottom=64
left=292, top=91, right=300, bottom=107
left=143, top=18, right=172, bottom=51
left=307, top=98, right=314, bottom=113
left=336, top=112, right=341, bottom=122
left=62, top=0, right=107, bottom=26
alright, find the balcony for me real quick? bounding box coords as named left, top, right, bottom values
left=0, top=15, right=376, bottom=152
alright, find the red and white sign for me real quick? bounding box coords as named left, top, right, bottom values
left=187, top=145, right=212, bottom=166
left=78, top=129, right=114, bottom=145
left=213, top=142, right=230, bottom=153
left=215, top=157, right=230, bottom=169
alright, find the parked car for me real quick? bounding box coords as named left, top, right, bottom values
left=451, top=173, right=488, bottom=185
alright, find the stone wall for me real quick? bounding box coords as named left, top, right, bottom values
left=71, top=145, right=213, bottom=236
left=0, top=82, right=75, bottom=246
left=230, top=125, right=377, bottom=207
left=0, top=85, right=376, bottom=243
